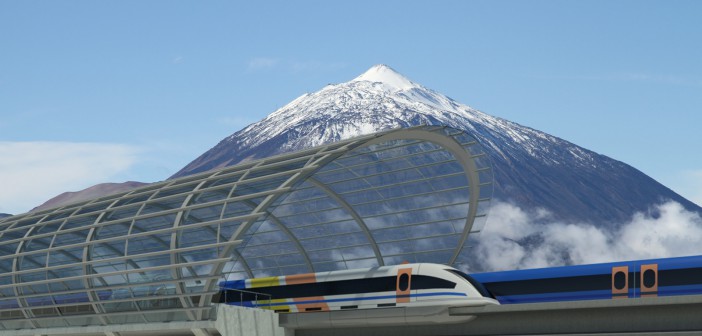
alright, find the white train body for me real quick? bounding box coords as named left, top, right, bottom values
left=217, top=263, right=499, bottom=328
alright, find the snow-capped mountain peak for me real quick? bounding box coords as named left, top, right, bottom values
left=173, top=64, right=701, bottom=227
left=351, top=64, right=419, bottom=91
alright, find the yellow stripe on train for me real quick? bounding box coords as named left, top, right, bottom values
left=259, top=298, right=290, bottom=311
left=250, top=276, right=281, bottom=288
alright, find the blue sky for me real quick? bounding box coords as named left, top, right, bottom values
left=1, top=1, right=700, bottom=215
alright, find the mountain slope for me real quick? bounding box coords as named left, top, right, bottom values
left=173, top=65, right=700, bottom=225
left=177, top=64, right=699, bottom=225
left=32, top=181, right=148, bottom=212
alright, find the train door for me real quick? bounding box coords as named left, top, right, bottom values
left=640, top=264, right=658, bottom=297
left=611, top=266, right=629, bottom=299
left=396, top=268, right=412, bottom=303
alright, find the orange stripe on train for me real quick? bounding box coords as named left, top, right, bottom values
left=286, top=273, right=329, bottom=312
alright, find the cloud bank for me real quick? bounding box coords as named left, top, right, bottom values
left=471, top=200, right=702, bottom=271
left=0, top=141, right=140, bottom=215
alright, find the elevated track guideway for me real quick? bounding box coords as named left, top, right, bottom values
left=293, top=294, right=702, bottom=336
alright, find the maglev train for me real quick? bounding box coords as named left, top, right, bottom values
left=215, top=263, right=499, bottom=328
left=472, top=254, right=702, bottom=304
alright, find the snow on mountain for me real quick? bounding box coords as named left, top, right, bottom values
left=351, top=64, right=420, bottom=91
left=173, top=64, right=701, bottom=226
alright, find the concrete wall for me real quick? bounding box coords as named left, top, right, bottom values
left=215, top=305, right=292, bottom=336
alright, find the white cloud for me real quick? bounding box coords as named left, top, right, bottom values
left=471, top=200, right=702, bottom=271
left=0, top=141, right=140, bottom=215
left=248, top=57, right=280, bottom=71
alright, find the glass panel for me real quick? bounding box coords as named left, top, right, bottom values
left=51, top=229, right=90, bottom=248
left=289, top=220, right=360, bottom=240
left=372, top=221, right=457, bottom=243
left=236, top=176, right=289, bottom=194
left=48, top=247, right=84, bottom=267
left=0, top=242, right=19, bottom=257
left=0, top=258, right=14, bottom=274
left=21, top=281, right=49, bottom=295
left=23, top=236, right=53, bottom=253
left=182, top=204, right=223, bottom=225
left=49, top=278, right=85, bottom=292
left=218, top=220, right=243, bottom=243
left=132, top=213, right=176, bottom=232
left=42, top=210, right=73, bottom=223
left=0, top=228, right=29, bottom=242
left=61, top=214, right=99, bottom=230
left=76, top=202, right=111, bottom=215
left=137, top=297, right=181, bottom=311
left=239, top=241, right=298, bottom=258
left=127, top=269, right=172, bottom=286
left=127, top=233, right=171, bottom=255
left=53, top=292, right=90, bottom=305
left=130, top=254, right=170, bottom=269
left=377, top=235, right=459, bottom=255
left=179, top=251, right=217, bottom=277
left=179, top=226, right=218, bottom=248
left=26, top=295, right=54, bottom=307
left=299, top=232, right=369, bottom=251
left=139, top=197, right=187, bottom=216
left=112, top=193, right=152, bottom=207
left=33, top=222, right=62, bottom=236
left=0, top=300, right=20, bottom=309
left=222, top=201, right=254, bottom=219
left=270, top=197, right=338, bottom=217
left=152, top=185, right=196, bottom=200
left=344, top=258, right=378, bottom=269
left=46, top=265, right=83, bottom=283
left=93, top=221, right=130, bottom=240
left=246, top=229, right=290, bottom=246
left=91, top=260, right=126, bottom=276
left=102, top=300, right=137, bottom=313
left=204, top=174, right=242, bottom=188
left=19, top=252, right=47, bottom=271
left=310, top=261, right=347, bottom=272
left=102, top=205, right=141, bottom=222
left=90, top=240, right=126, bottom=260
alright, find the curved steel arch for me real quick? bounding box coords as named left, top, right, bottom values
left=361, top=128, right=486, bottom=265
left=0, top=125, right=492, bottom=330
left=305, top=177, right=384, bottom=267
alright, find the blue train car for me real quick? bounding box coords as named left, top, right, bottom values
left=472, top=255, right=702, bottom=304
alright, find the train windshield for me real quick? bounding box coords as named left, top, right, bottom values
left=445, top=269, right=495, bottom=299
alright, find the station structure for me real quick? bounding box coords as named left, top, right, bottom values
left=0, top=126, right=493, bottom=336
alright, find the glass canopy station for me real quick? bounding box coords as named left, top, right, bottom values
left=0, top=126, right=492, bottom=331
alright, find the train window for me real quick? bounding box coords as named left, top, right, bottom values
left=613, top=271, right=626, bottom=290
left=399, top=273, right=410, bottom=291
left=446, top=270, right=495, bottom=299
left=643, top=269, right=656, bottom=288
left=640, top=264, right=658, bottom=296
left=411, top=275, right=456, bottom=290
